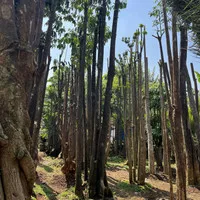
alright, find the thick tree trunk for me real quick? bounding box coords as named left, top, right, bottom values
left=0, top=1, right=44, bottom=199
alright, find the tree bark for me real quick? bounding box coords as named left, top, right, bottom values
left=171, top=11, right=186, bottom=200
left=75, top=2, right=88, bottom=198
left=190, top=63, right=199, bottom=114
left=0, top=0, right=44, bottom=199
left=89, top=0, right=107, bottom=197
left=29, top=0, right=56, bottom=137
left=90, top=0, right=120, bottom=198
left=144, top=30, right=154, bottom=174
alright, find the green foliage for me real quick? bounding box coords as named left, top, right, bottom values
left=58, top=187, right=78, bottom=200
left=33, top=183, right=57, bottom=199
left=117, top=181, right=152, bottom=192
left=195, top=71, right=200, bottom=83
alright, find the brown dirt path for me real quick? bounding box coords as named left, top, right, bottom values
left=107, top=167, right=200, bottom=200
left=33, top=155, right=200, bottom=200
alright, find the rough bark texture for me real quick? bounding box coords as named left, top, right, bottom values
left=171, top=11, right=186, bottom=200
left=0, top=0, right=44, bottom=199
left=75, top=2, right=88, bottom=198
left=179, top=26, right=199, bottom=186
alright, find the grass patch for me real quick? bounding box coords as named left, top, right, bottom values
left=106, top=156, right=128, bottom=169
left=33, top=183, right=57, bottom=199
left=58, top=187, right=78, bottom=200
left=117, top=180, right=152, bottom=193
left=40, top=164, right=54, bottom=173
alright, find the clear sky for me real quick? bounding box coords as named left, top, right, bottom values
left=50, top=0, right=200, bottom=78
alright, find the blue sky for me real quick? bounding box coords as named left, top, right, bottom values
left=50, top=0, right=200, bottom=78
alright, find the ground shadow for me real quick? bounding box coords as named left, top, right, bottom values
left=39, top=163, right=54, bottom=173
left=107, top=175, right=177, bottom=200
left=35, top=182, right=58, bottom=200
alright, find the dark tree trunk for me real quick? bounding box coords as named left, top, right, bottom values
left=89, top=0, right=120, bottom=198
left=31, top=55, right=51, bottom=161
left=191, top=63, right=199, bottom=114
left=29, top=0, right=56, bottom=138
left=171, top=11, right=186, bottom=200
left=89, top=0, right=107, bottom=197
left=75, top=2, right=88, bottom=198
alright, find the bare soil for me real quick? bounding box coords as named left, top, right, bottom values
left=34, top=155, right=200, bottom=200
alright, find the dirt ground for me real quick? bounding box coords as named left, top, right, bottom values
left=33, top=155, right=200, bottom=200
left=107, top=167, right=200, bottom=200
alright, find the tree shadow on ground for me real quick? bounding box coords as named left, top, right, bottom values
left=39, top=163, right=54, bottom=173
left=34, top=182, right=58, bottom=200
left=34, top=175, right=58, bottom=200
left=107, top=176, right=177, bottom=200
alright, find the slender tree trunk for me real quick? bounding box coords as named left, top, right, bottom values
left=179, top=26, right=196, bottom=185
left=171, top=11, right=186, bottom=200
left=132, top=44, right=138, bottom=182
left=89, top=0, right=107, bottom=197
left=92, top=0, right=120, bottom=198
left=144, top=30, right=154, bottom=174
left=29, top=0, right=56, bottom=137
left=61, top=72, right=70, bottom=166
left=191, top=63, right=199, bottom=114
left=31, top=55, right=51, bottom=161
left=75, top=2, right=88, bottom=198
left=87, top=64, right=92, bottom=165
left=138, top=29, right=146, bottom=185
left=162, top=0, right=173, bottom=83
left=185, top=65, right=200, bottom=155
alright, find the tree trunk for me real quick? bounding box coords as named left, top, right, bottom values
left=0, top=1, right=44, bottom=199
left=29, top=0, right=56, bottom=137
left=138, top=29, right=146, bottom=185
left=89, top=0, right=107, bottom=197
left=171, top=11, right=186, bottom=200
left=31, top=55, right=51, bottom=161
left=191, top=63, right=199, bottom=114
left=144, top=29, right=154, bottom=174
left=75, top=2, right=88, bottom=198
left=90, top=0, right=120, bottom=198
